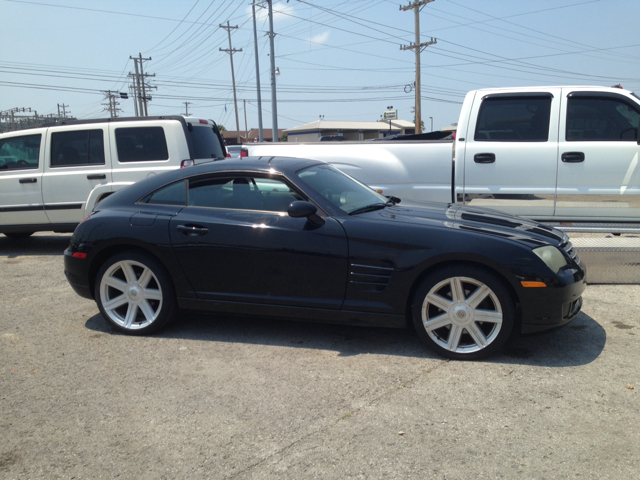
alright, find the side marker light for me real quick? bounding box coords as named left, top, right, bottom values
left=521, top=281, right=546, bottom=288
left=72, top=252, right=87, bottom=259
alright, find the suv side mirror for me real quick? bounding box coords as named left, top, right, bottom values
left=287, top=201, right=325, bottom=226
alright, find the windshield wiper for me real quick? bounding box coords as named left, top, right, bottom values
left=348, top=203, right=388, bottom=215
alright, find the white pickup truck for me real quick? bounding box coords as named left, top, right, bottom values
left=246, top=85, right=640, bottom=230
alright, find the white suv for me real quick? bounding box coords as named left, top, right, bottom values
left=0, top=116, right=226, bottom=238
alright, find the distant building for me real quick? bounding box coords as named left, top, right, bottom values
left=284, top=120, right=417, bottom=142
left=222, top=129, right=286, bottom=145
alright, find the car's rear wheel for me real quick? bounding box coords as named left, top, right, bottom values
left=412, top=265, right=515, bottom=360
left=95, top=251, right=177, bottom=335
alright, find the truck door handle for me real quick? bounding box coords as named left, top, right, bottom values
left=87, top=174, right=106, bottom=180
left=474, top=153, right=495, bottom=164
left=177, top=224, right=209, bottom=236
left=19, top=178, right=37, bottom=184
left=561, top=152, right=585, bottom=163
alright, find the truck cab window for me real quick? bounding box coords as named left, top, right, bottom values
left=475, top=96, right=551, bottom=142
left=566, top=97, right=640, bottom=141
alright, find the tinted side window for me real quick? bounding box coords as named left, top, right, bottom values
left=475, top=96, right=551, bottom=141
left=566, top=96, right=640, bottom=141
left=116, top=127, right=169, bottom=162
left=142, top=180, right=186, bottom=206
left=187, top=176, right=304, bottom=212
left=51, top=130, right=105, bottom=167
left=0, top=134, right=41, bottom=170
left=189, top=125, right=225, bottom=160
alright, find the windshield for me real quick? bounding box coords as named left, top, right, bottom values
left=296, top=164, right=389, bottom=214
left=189, top=125, right=225, bottom=160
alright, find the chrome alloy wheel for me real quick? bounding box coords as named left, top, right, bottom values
left=421, top=276, right=503, bottom=354
left=99, top=260, right=163, bottom=330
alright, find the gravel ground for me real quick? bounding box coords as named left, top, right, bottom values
left=1, top=233, right=638, bottom=479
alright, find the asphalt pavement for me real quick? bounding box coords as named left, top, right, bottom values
left=1, top=233, right=638, bottom=479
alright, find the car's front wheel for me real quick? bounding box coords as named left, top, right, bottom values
left=95, top=251, right=177, bottom=334
left=412, top=265, right=515, bottom=360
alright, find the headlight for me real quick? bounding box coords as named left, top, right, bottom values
left=533, top=246, right=568, bottom=274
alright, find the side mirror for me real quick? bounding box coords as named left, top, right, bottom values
left=287, top=201, right=325, bottom=226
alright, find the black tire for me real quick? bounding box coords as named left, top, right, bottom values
left=95, top=251, right=177, bottom=335
left=4, top=232, right=34, bottom=239
left=411, top=265, right=515, bottom=360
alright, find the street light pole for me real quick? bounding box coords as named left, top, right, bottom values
left=429, top=116, right=433, bottom=132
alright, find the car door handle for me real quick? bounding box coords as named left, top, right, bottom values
left=474, top=153, right=495, bottom=164
left=561, top=152, right=585, bottom=163
left=19, top=178, right=37, bottom=184
left=177, top=225, right=209, bottom=236
left=87, top=174, right=106, bottom=180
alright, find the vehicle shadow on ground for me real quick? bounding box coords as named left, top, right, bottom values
left=0, top=234, right=71, bottom=258
left=85, top=310, right=605, bottom=367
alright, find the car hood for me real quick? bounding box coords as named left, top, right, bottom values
left=367, top=201, right=565, bottom=248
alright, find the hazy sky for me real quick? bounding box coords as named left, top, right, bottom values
left=2, top=0, right=639, bottom=132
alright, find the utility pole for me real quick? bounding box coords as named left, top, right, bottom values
left=400, top=0, right=436, bottom=135
left=243, top=99, right=248, bottom=141
left=183, top=101, right=192, bottom=116
left=101, top=91, right=122, bottom=118
left=220, top=21, right=242, bottom=144
left=57, top=103, right=69, bottom=118
left=267, top=0, right=279, bottom=142
left=129, top=54, right=156, bottom=116
left=252, top=2, right=264, bottom=142
left=131, top=58, right=142, bottom=116
left=129, top=84, right=139, bottom=116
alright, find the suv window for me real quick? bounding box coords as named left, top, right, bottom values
left=189, top=125, right=225, bottom=160
left=566, top=96, right=640, bottom=141
left=475, top=96, right=552, bottom=142
left=115, top=126, right=169, bottom=162
left=187, top=175, right=304, bottom=211
left=0, top=134, right=41, bottom=170
left=51, top=130, right=105, bottom=167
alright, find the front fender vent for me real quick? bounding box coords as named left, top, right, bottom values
left=349, top=264, right=393, bottom=292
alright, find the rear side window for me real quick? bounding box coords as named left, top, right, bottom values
left=189, top=125, right=225, bottom=160
left=116, top=127, right=169, bottom=162
left=475, top=96, right=552, bottom=142
left=142, top=180, right=186, bottom=206
left=51, top=130, right=105, bottom=167
left=566, top=96, right=640, bottom=141
left=0, top=134, right=41, bottom=170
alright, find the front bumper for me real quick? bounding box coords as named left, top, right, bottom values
left=514, top=263, right=587, bottom=334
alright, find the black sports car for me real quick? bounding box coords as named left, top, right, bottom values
left=64, top=157, right=586, bottom=360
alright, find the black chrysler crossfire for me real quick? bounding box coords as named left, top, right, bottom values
left=64, top=157, right=586, bottom=360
